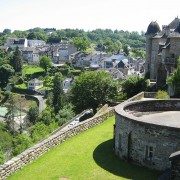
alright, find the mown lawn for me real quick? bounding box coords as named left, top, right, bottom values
left=8, top=116, right=160, bottom=180
left=22, top=65, right=44, bottom=75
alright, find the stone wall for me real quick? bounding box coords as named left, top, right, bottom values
left=0, top=108, right=114, bottom=179
left=169, top=151, right=180, bottom=180
left=115, top=98, right=180, bottom=171
left=115, top=113, right=180, bottom=171
left=124, top=100, right=180, bottom=112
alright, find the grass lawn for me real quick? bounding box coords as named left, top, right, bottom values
left=15, top=83, right=27, bottom=90
left=8, top=117, right=160, bottom=180
left=22, top=65, right=44, bottom=75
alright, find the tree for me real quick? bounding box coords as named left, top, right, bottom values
left=167, top=66, right=180, bottom=97
left=55, top=103, right=75, bottom=126
left=73, top=37, right=90, bottom=52
left=3, top=29, right=11, bottom=34
left=123, top=44, right=130, bottom=56
left=13, top=134, right=32, bottom=156
left=0, top=64, right=14, bottom=87
left=27, top=104, right=39, bottom=125
left=52, top=73, right=64, bottom=114
left=30, top=122, right=49, bottom=142
left=0, top=147, right=5, bottom=164
left=39, top=56, right=52, bottom=72
left=39, top=107, right=54, bottom=125
left=10, top=47, right=23, bottom=72
left=71, top=71, right=118, bottom=113
left=121, top=76, right=148, bottom=98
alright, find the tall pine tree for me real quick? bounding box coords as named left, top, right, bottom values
left=52, top=73, right=64, bottom=114
left=11, top=47, right=22, bottom=73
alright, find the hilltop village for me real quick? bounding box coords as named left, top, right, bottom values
left=0, top=18, right=180, bottom=180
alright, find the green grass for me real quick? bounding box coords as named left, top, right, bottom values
left=22, top=65, right=44, bottom=75
left=8, top=117, right=159, bottom=180
left=15, top=83, right=27, bottom=90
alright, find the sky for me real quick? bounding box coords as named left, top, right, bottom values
left=0, top=0, right=180, bottom=32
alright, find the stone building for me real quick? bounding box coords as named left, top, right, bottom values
left=145, top=17, right=180, bottom=88
left=114, top=93, right=180, bottom=173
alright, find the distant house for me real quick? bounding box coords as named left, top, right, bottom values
left=71, top=51, right=108, bottom=68
left=22, top=47, right=39, bottom=64
left=106, top=68, right=124, bottom=80
left=28, top=40, right=46, bottom=47
left=63, top=78, right=73, bottom=93
left=47, top=40, right=77, bottom=64
left=5, top=38, right=28, bottom=49
left=101, top=53, right=128, bottom=69
left=28, top=79, right=43, bottom=90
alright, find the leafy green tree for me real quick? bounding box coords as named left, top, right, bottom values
left=13, top=134, right=32, bottom=156
left=0, top=147, right=5, bottom=164
left=52, top=73, right=64, bottom=114
left=10, top=47, right=22, bottom=72
left=167, top=66, right=180, bottom=97
left=0, top=122, right=13, bottom=152
left=121, top=76, right=148, bottom=98
left=56, top=103, right=75, bottom=126
left=73, top=37, right=90, bottom=52
left=27, top=104, right=39, bottom=124
left=3, top=29, right=11, bottom=34
left=39, top=56, right=52, bottom=72
left=71, top=71, right=118, bottom=113
left=0, top=64, right=14, bottom=87
left=30, top=122, right=49, bottom=142
left=39, top=107, right=55, bottom=125
left=123, top=44, right=130, bottom=56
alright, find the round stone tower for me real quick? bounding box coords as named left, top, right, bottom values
left=145, top=21, right=160, bottom=78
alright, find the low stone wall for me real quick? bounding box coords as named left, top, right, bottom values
left=124, top=99, right=180, bottom=112
left=0, top=108, right=114, bottom=179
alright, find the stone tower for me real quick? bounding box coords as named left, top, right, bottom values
left=145, top=21, right=160, bottom=79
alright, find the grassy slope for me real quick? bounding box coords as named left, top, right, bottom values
left=22, top=66, right=44, bottom=75
left=8, top=117, right=159, bottom=180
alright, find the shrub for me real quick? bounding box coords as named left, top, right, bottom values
left=27, top=104, right=39, bottom=124
left=56, top=104, right=75, bottom=126
left=30, top=122, right=49, bottom=142
left=0, top=147, right=5, bottom=164
left=122, top=76, right=148, bottom=98
left=13, top=134, right=33, bottom=156
left=155, top=90, right=169, bottom=99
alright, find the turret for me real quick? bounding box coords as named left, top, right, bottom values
left=145, top=21, right=160, bottom=76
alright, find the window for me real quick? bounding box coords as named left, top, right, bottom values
left=145, top=146, right=154, bottom=160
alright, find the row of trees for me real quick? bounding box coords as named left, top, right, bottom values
left=0, top=28, right=145, bottom=51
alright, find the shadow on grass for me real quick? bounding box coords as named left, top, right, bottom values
left=93, top=139, right=160, bottom=180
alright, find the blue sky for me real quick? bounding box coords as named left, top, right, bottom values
left=0, top=0, right=180, bottom=32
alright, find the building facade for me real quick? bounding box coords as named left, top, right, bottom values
left=145, top=17, right=180, bottom=88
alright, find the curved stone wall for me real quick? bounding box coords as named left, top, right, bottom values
left=115, top=100, right=180, bottom=171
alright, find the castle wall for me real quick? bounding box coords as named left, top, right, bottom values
left=170, top=38, right=180, bottom=56
left=115, top=100, right=180, bottom=171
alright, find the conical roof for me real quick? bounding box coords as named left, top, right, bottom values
left=145, top=21, right=160, bottom=35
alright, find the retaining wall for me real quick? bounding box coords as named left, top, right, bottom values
left=0, top=108, right=114, bottom=179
